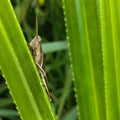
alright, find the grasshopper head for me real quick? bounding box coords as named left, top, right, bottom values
left=29, top=35, right=41, bottom=50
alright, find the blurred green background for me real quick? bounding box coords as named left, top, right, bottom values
left=0, top=0, right=77, bottom=120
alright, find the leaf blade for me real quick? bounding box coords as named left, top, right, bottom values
left=0, top=0, right=56, bottom=120
left=101, top=0, right=120, bottom=119
left=62, top=0, right=105, bottom=119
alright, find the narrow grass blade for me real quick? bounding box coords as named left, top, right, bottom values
left=0, top=0, right=55, bottom=120
left=42, top=41, right=67, bottom=53
left=57, top=68, right=72, bottom=118
left=62, top=0, right=105, bottom=119
left=61, top=106, right=78, bottom=120
left=0, top=83, right=7, bottom=95
left=0, top=98, right=13, bottom=108
left=0, top=109, right=19, bottom=117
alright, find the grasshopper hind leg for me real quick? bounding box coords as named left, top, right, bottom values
left=36, top=63, right=53, bottom=102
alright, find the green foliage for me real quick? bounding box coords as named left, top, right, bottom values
left=2, top=0, right=120, bottom=120
left=0, top=0, right=71, bottom=120
left=61, top=107, right=78, bottom=120
left=101, top=0, right=120, bottom=119
left=42, top=41, right=67, bottom=53
left=63, top=0, right=105, bottom=119
left=0, top=0, right=55, bottom=120
left=63, top=0, right=120, bottom=120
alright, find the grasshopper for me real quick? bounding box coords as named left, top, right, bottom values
left=29, top=15, right=53, bottom=102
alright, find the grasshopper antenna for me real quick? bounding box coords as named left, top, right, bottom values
left=36, top=15, right=38, bottom=36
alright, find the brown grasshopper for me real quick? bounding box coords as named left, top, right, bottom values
left=28, top=15, right=53, bottom=102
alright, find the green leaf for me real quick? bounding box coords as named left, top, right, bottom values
left=42, top=41, right=68, bottom=53
left=0, top=0, right=55, bottom=120
left=61, top=106, right=78, bottom=120
left=0, top=109, right=19, bottom=117
left=0, top=98, right=13, bottom=108
left=0, top=83, right=7, bottom=95
left=62, top=0, right=105, bottom=120
left=57, top=68, right=72, bottom=118
left=101, top=0, right=120, bottom=119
